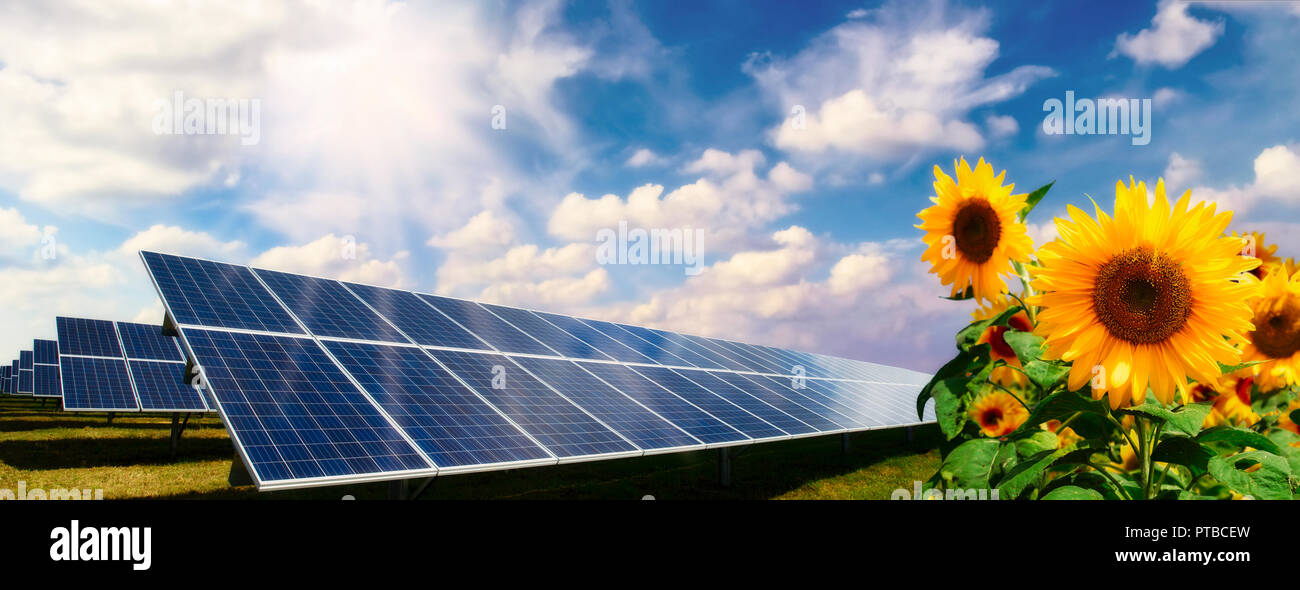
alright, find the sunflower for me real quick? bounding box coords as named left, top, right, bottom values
left=968, top=391, right=1028, bottom=437
left=1191, top=376, right=1259, bottom=428
left=972, top=293, right=1034, bottom=387
left=918, top=157, right=1034, bottom=302
left=1032, top=178, right=1260, bottom=409
left=1277, top=399, right=1300, bottom=436
left=1232, top=231, right=1295, bottom=280
left=1238, top=267, right=1300, bottom=391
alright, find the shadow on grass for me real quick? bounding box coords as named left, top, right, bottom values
left=153, top=426, right=941, bottom=500
left=0, top=436, right=234, bottom=470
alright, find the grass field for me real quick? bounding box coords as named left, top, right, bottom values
left=0, top=396, right=940, bottom=500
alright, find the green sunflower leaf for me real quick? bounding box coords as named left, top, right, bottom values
left=1020, top=389, right=1109, bottom=431
left=1207, top=451, right=1296, bottom=500
left=1003, top=330, right=1045, bottom=366
left=1015, top=430, right=1060, bottom=458
left=1118, top=400, right=1213, bottom=437
left=931, top=377, right=971, bottom=440
left=941, top=285, right=975, bottom=301
left=938, top=438, right=1005, bottom=490
left=1151, top=436, right=1213, bottom=477
left=996, top=444, right=1077, bottom=499
left=1041, top=485, right=1103, bottom=500
left=1023, top=358, right=1071, bottom=391
left=1019, top=180, right=1055, bottom=221
left=916, top=349, right=988, bottom=420
left=1216, top=360, right=1266, bottom=375
left=1197, top=426, right=1282, bottom=455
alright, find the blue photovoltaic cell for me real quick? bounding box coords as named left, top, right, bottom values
left=20, top=350, right=33, bottom=370
left=324, top=341, right=552, bottom=468
left=130, top=361, right=207, bottom=412
left=116, top=322, right=183, bottom=361
left=677, top=334, right=768, bottom=373
left=255, top=269, right=406, bottom=342
left=8, top=362, right=16, bottom=394
left=2, top=366, right=9, bottom=394
left=60, top=356, right=139, bottom=411
left=18, top=368, right=34, bottom=394
left=631, top=365, right=788, bottom=440
left=743, top=374, right=864, bottom=429
left=185, top=329, right=431, bottom=483
left=34, top=364, right=61, bottom=397
left=530, top=311, right=657, bottom=364
left=578, top=318, right=692, bottom=366
left=426, top=349, right=637, bottom=458
left=707, top=371, right=845, bottom=432
left=34, top=340, right=59, bottom=365
left=343, top=282, right=489, bottom=351
left=418, top=295, right=556, bottom=356
left=512, top=357, right=701, bottom=451
left=672, top=369, right=816, bottom=436
left=799, top=379, right=890, bottom=427
left=479, top=304, right=608, bottom=360
left=618, top=325, right=723, bottom=369
left=702, top=338, right=786, bottom=374
left=841, top=381, right=925, bottom=424
left=57, top=317, right=123, bottom=358
left=141, top=251, right=304, bottom=334
left=578, top=362, right=746, bottom=445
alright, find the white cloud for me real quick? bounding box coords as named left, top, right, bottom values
left=1163, top=152, right=1202, bottom=188
left=1194, top=144, right=1300, bottom=214
left=749, top=1, right=1053, bottom=159
left=868, top=172, right=886, bottom=185
left=117, top=225, right=246, bottom=260
left=1114, top=0, right=1224, bottom=68
left=0, top=208, right=50, bottom=256
left=548, top=148, right=813, bottom=252
left=1153, top=87, right=1184, bottom=106
left=986, top=114, right=1020, bottom=138
left=250, top=234, right=410, bottom=287
left=427, top=210, right=518, bottom=254
left=625, top=148, right=665, bottom=168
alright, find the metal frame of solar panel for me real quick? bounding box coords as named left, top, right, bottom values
left=141, top=250, right=935, bottom=491
left=56, top=317, right=211, bottom=413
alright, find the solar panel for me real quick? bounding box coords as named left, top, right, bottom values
left=322, top=341, right=555, bottom=471
left=17, top=350, right=34, bottom=394
left=139, top=251, right=934, bottom=491
left=183, top=328, right=434, bottom=487
left=509, top=357, right=702, bottom=452
left=417, top=295, right=557, bottom=356
left=341, top=282, right=490, bottom=351
left=130, top=361, right=207, bottom=412
left=58, top=318, right=209, bottom=413
left=141, top=251, right=304, bottom=334
left=34, top=339, right=59, bottom=364
left=60, top=356, right=138, bottom=411
left=30, top=339, right=62, bottom=398
left=56, top=318, right=122, bottom=358
left=116, top=322, right=184, bottom=361
left=254, top=269, right=407, bottom=342
left=2, top=364, right=11, bottom=394
left=7, top=361, right=16, bottom=395
left=425, top=349, right=640, bottom=460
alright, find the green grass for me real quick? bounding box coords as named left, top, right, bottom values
left=0, top=396, right=940, bottom=500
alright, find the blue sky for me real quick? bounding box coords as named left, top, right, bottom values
left=1, top=0, right=1298, bottom=372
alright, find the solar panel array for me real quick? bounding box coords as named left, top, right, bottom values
left=142, top=251, right=934, bottom=491
left=56, top=317, right=211, bottom=413
left=2, top=364, right=12, bottom=394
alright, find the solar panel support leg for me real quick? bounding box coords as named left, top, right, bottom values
left=906, top=426, right=914, bottom=444
left=841, top=433, right=851, bottom=453
left=106, top=412, right=115, bottom=425
left=717, top=448, right=731, bottom=487
left=388, top=479, right=410, bottom=500
left=169, top=412, right=191, bottom=457
left=228, top=453, right=254, bottom=487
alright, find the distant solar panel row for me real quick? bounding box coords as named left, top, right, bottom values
left=56, top=317, right=210, bottom=413
left=141, top=251, right=934, bottom=491
left=2, top=364, right=12, bottom=394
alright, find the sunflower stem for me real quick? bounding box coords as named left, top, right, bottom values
left=1010, top=260, right=1037, bottom=324
left=1088, top=462, right=1134, bottom=500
